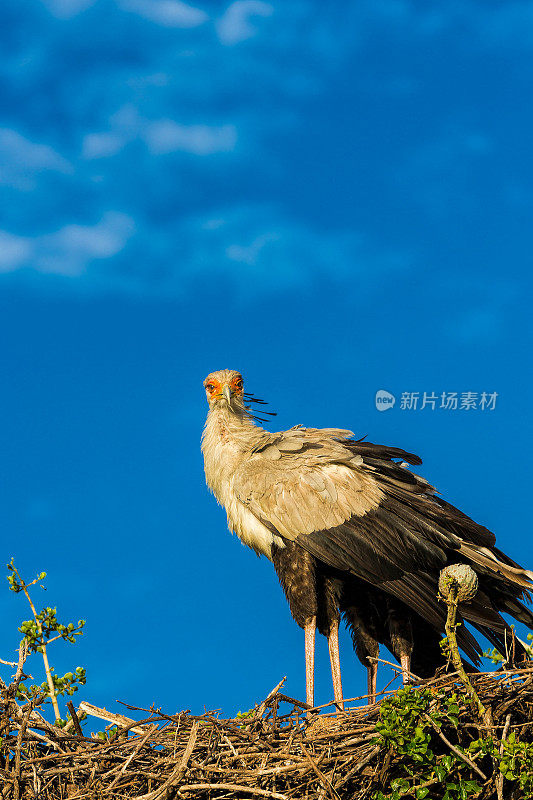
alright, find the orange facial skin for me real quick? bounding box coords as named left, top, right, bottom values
left=204, top=379, right=221, bottom=400
left=229, top=375, right=244, bottom=396
left=204, top=371, right=244, bottom=402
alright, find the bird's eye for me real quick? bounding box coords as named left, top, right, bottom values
left=235, top=380, right=243, bottom=390
left=206, top=383, right=215, bottom=392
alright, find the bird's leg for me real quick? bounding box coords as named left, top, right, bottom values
left=367, top=659, right=378, bottom=705
left=400, top=653, right=411, bottom=684
left=387, top=602, right=413, bottom=686
left=327, top=618, right=344, bottom=711
left=304, top=616, right=316, bottom=712
left=340, top=601, right=379, bottom=705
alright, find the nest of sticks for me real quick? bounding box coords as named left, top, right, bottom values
left=2, top=664, right=533, bottom=800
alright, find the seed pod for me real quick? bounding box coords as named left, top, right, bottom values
left=439, top=564, right=478, bottom=602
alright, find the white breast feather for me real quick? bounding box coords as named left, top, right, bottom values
left=203, top=408, right=382, bottom=558
left=226, top=496, right=285, bottom=559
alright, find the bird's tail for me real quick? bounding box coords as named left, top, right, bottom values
left=459, top=542, right=533, bottom=593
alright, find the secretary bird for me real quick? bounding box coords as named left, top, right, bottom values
left=201, top=369, right=533, bottom=708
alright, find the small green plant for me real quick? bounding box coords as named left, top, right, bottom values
left=235, top=707, right=255, bottom=726
left=484, top=630, right=533, bottom=665
left=372, top=685, right=482, bottom=800
left=498, top=731, right=533, bottom=795
left=95, top=724, right=121, bottom=741
left=3, top=560, right=86, bottom=725
left=371, top=566, right=533, bottom=799
left=235, top=708, right=254, bottom=719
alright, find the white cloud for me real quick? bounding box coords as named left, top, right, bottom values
left=0, top=206, right=411, bottom=299
left=143, top=121, right=237, bottom=155
left=0, top=231, right=32, bottom=273
left=82, top=107, right=237, bottom=159
left=177, top=207, right=412, bottom=297
left=226, top=232, right=280, bottom=265
left=0, top=128, right=72, bottom=191
left=217, top=1, right=274, bottom=45
left=37, top=212, right=135, bottom=276
left=40, top=0, right=95, bottom=19
left=82, top=132, right=127, bottom=160
left=118, top=0, right=208, bottom=28
left=0, top=212, right=135, bottom=277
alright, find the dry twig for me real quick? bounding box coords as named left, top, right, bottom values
left=1, top=666, right=533, bottom=799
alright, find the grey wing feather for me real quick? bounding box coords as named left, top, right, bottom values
left=235, top=429, right=533, bottom=593
left=233, top=429, right=384, bottom=539
left=231, top=427, right=533, bottom=665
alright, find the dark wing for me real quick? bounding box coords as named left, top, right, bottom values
left=234, top=431, right=533, bottom=661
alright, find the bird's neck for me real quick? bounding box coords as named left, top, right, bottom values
left=202, top=405, right=264, bottom=502
left=203, top=402, right=261, bottom=440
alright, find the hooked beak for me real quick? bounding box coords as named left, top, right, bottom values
left=222, top=384, right=232, bottom=404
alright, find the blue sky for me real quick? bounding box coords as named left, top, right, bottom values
left=1, top=0, right=532, bottom=720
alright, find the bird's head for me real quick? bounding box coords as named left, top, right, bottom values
left=203, top=369, right=244, bottom=410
